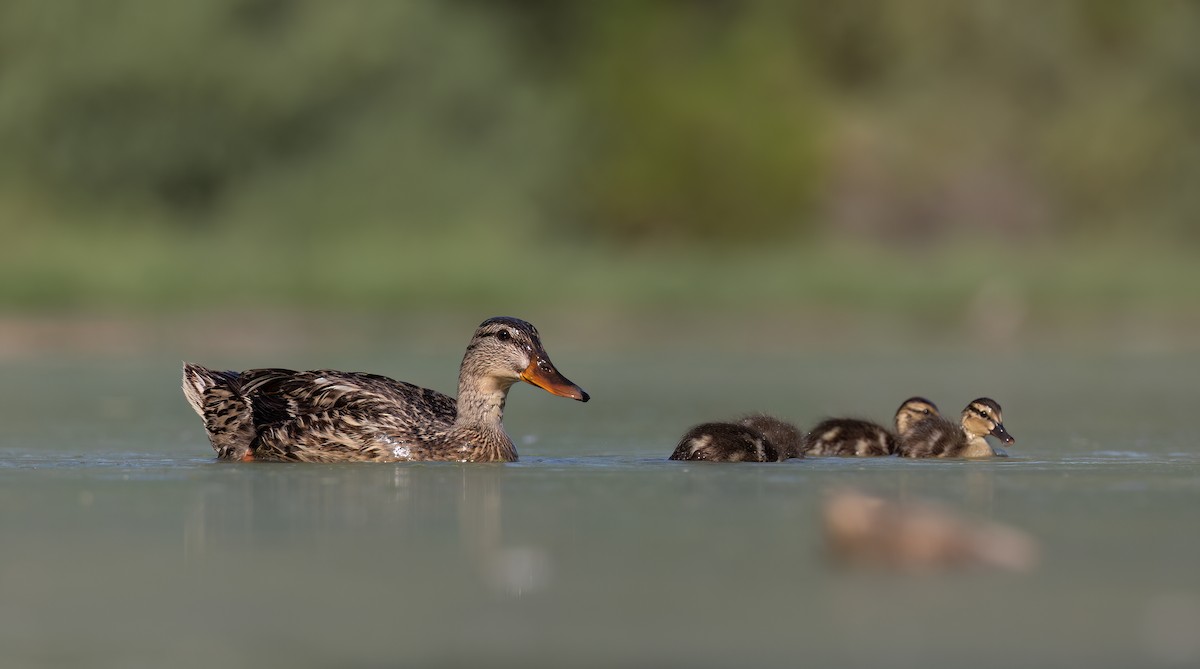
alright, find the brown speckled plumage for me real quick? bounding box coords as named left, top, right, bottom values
left=897, top=397, right=1014, bottom=458
left=181, top=317, right=588, bottom=463
left=802, top=397, right=940, bottom=457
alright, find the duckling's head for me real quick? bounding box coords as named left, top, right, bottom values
left=894, top=396, right=940, bottom=434
left=462, top=317, right=589, bottom=402
left=961, top=398, right=1013, bottom=443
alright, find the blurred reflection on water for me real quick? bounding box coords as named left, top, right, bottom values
left=180, top=462, right=552, bottom=598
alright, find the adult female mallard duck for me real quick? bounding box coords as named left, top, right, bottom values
left=801, top=397, right=940, bottom=457
left=896, top=397, right=1014, bottom=458
left=668, top=413, right=803, bottom=462
left=181, top=316, right=589, bottom=463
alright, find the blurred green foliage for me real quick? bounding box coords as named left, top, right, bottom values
left=0, top=1, right=561, bottom=235
left=555, top=3, right=824, bottom=241
left=0, top=0, right=1198, bottom=310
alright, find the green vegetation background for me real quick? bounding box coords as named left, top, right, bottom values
left=1, top=1, right=1197, bottom=345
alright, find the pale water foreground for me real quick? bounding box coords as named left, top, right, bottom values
left=1, top=350, right=1198, bottom=668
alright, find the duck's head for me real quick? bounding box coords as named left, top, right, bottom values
left=961, top=398, right=1013, bottom=443
left=463, top=316, right=589, bottom=402
left=894, top=396, right=940, bottom=434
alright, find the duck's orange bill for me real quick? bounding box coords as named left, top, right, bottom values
left=520, top=356, right=590, bottom=402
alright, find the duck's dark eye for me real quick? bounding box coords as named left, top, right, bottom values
left=497, top=330, right=511, bottom=341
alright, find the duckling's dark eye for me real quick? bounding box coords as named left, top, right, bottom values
left=497, top=330, right=511, bottom=341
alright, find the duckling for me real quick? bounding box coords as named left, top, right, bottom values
left=739, top=413, right=805, bottom=459
left=669, top=422, right=782, bottom=462
left=181, top=316, right=588, bottom=463
left=802, top=397, right=940, bottom=457
left=897, top=397, right=1014, bottom=458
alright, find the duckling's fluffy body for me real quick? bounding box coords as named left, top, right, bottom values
left=803, top=418, right=893, bottom=457
left=897, top=398, right=1014, bottom=458
left=802, top=397, right=939, bottom=457
left=182, top=317, right=588, bottom=463
left=668, top=413, right=805, bottom=462
left=739, top=413, right=805, bottom=460
left=669, top=422, right=782, bottom=462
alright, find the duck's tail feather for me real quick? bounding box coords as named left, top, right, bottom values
left=182, top=363, right=233, bottom=415
left=181, top=362, right=256, bottom=460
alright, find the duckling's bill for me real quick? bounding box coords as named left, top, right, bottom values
left=520, top=356, right=590, bottom=402
left=991, top=422, right=1015, bottom=444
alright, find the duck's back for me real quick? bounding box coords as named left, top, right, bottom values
left=896, top=416, right=962, bottom=458
left=184, top=364, right=459, bottom=462
left=802, top=418, right=894, bottom=457
left=669, top=422, right=781, bottom=462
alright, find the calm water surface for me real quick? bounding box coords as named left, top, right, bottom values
left=1, top=351, right=1198, bottom=668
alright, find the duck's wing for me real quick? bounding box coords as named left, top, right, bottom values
left=236, top=369, right=458, bottom=430
left=249, top=409, right=468, bottom=462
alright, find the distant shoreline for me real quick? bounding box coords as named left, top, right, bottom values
left=1, top=304, right=1195, bottom=360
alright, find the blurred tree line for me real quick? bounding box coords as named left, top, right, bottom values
left=1, top=0, right=1197, bottom=249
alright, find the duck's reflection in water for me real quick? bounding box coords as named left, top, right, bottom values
left=823, top=488, right=1038, bottom=572
left=895, top=467, right=999, bottom=519
left=459, top=468, right=551, bottom=596
left=183, top=463, right=551, bottom=596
